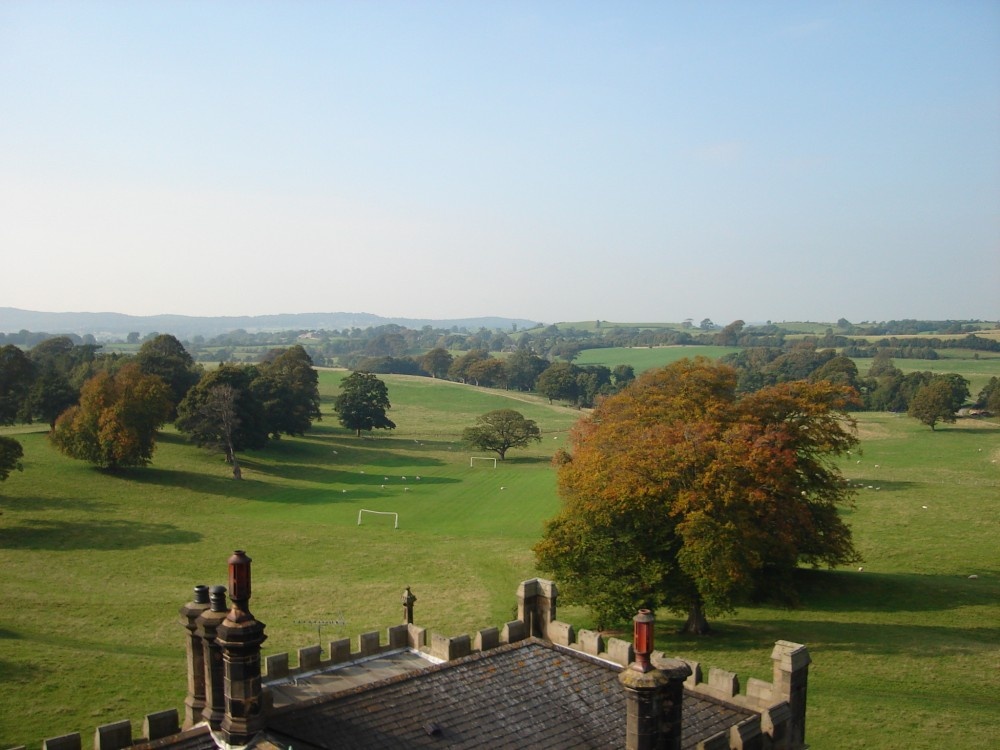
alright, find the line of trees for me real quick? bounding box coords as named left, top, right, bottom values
left=0, top=335, right=322, bottom=476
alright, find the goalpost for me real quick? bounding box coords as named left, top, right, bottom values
left=357, top=509, right=399, bottom=529
left=469, top=456, right=498, bottom=468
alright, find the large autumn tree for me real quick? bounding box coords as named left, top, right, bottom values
left=534, top=357, right=860, bottom=633
left=49, top=363, right=172, bottom=470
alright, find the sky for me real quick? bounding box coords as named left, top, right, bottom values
left=1, top=2, right=998, bottom=326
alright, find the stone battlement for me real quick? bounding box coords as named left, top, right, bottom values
left=12, top=578, right=809, bottom=750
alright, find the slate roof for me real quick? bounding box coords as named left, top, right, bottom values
left=260, top=638, right=755, bottom=750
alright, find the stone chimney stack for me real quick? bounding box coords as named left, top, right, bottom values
left=179, top=585, right=210, bottom=729
left=195, top=585, right=229, bottom=730
left=516, top=578, right=557, bottom=639
left=215, top=550, right=268, bottom=746
left=619, top=609, right=691, bottom=750
left=772, top=640, right=811, bottom=748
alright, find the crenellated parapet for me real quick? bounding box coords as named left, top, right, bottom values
left=15, top=575, right=809, bottom=750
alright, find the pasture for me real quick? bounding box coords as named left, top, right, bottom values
left=573, top=344, right=734, bottom=372
left=0, top=367, right=998, bottom=749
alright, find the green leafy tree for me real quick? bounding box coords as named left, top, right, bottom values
left=176, top=365, right=270, bottom=461
left=0, top=345, right=35, bottom=424
left=463, top=409, right=541, bottom=460
left=26, top=368, right=78, bottom=429
left=255, top=345, right=321, bottom=438
left=0, top=436, right=24, bottom=482
left=977, top=376, right=1000, bottom=414
left=466, top=357, right=507, bottom=387
left=908, top=377, right=964, bottom=430
left=136, top=334, right=202, bottom=418
left=612, top=364, right=635, bottom=389
left=535, top=357, right=860, bottom=633
left=504, top=349, right=549, bottom=391
left=49, top=363, right=171, bottom=470
left=536, top=362, right=580, bottom=404
left=714, top=319, right=745, bottom=346
left=448, top=349, right=491, bottom=383
left=810, top=355, right=860, bottom=391
left=421, top=347, right=453, bottom=379
left=333, top=371, right=396, bottom=436
left=576, top=365, right=612, bottom=407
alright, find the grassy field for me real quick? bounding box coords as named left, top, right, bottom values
left=1, top=367, right=998, bottom=749
left=573, top=344, right=735, bottom=372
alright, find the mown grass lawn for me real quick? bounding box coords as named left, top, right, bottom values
left=0, top=368, right=998, bottom=749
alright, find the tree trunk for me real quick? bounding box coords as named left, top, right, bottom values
left=679, top=601, right=711, bottom=635
left=225, top=441, right=242, bottom=480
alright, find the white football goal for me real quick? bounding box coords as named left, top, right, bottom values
left=469, top=456, right=498, bottom=468
left=357, top=509, right=399, bottom=529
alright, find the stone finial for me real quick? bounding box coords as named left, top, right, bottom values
left=402, top=586, right=417, bottom=625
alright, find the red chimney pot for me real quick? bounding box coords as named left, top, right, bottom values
left=228, top=550, right=252, bottom=604
left=632, top=608, right=654, bottom=672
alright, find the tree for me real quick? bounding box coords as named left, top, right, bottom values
left=255, top=345, right=321, bottom=438
left=26, top=368, right=78, bottom=429
left=612, top=364, right=635, bottom=389
left=534, top=357, right=860, bottom=633
left=977, top=376, right=1000, bottom=414
left=421, top=347, right=453, bottom=379
left=505, top=349, right=549, bottom=392
left=810, top=355, right=860, bottom=391
left=576, top=365, right=612, bottom=407
left=463, top=409, right=541, bottom=460
left=0, top=436, right=24, bottom=482
left=715, top=319, right=745, bottom=346
left=176, top=365, right=270, bottom=464
left=908, top=377, right=963, bottom=430
left=0, top=345, right=35, bottom=424
left=135, top=334, right=202, bottom=417
left=536, top=362, right=580, bottom=404
left=333, top=372, right=396, bottom=436
left=465, top=357, right=507, bottom=387
left=448, top=350, right=491, bottom=383
left=181, top=384, right=244, bottom=479
left=49, top=363, right=172, bottom=470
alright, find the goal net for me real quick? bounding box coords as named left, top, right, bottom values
left=357, top=509, right=399, bottom=529
left=469, top=456, right=498, bottom=468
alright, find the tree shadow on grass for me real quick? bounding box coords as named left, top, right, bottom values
left=499, top=455, right=554, bottom=466
left=934, top=423, right=1000, bottom=435
left=661, top=617, right=1000, bottom=661
left=240, top=459, right=461, bottom=490
left=0, top=495, right=110, bottom=514
left=0, top=518, right=201, bottom=550
left=126, top=466, right=265, bottom=497
left=792, top=568, right=1000, bottom=613
left=242, top=433, right=448, bottom=470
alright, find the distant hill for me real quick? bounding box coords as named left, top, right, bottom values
left=0, top=308, right=542, bottom=339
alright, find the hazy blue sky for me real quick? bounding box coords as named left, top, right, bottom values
left=2, top=1, right=998, bottom=325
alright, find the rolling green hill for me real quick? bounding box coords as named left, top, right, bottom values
left=0, top=369, right=998, bottom=749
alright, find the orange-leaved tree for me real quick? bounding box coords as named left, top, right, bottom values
left=50, top=363, right=171, bottom=470
left=534, top=357, right=860, bottom=633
